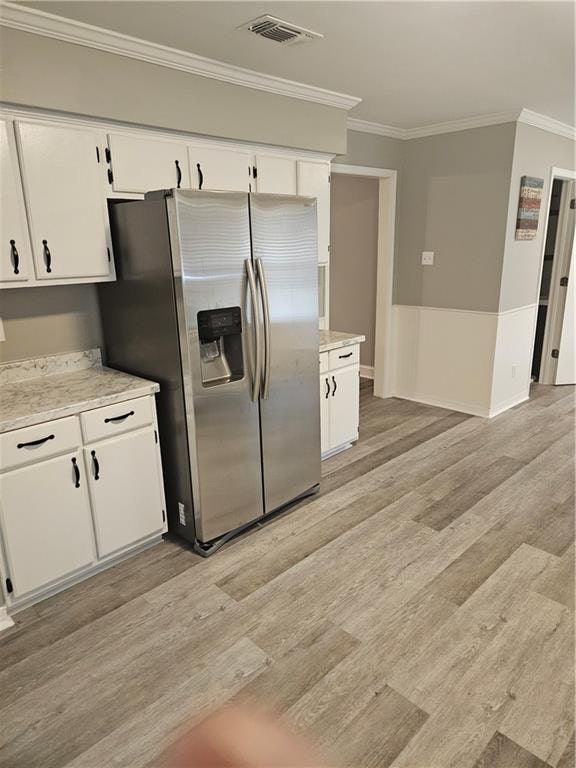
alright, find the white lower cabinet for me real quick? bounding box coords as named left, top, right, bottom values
left=85, top=428, right=165, bottom=558
left=320, top=346, right=361, bottom=457
left=320, top=375, right=331, bottom=452
left=0, top=451, right=95, bottom=598
left=0, top=396, right=166, bottom=608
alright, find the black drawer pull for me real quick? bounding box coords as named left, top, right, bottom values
left=42, top=240, right=52, bottom=273
left=17, top=434, right=54, bottom=449
left=197, top=163, right=204, bottom=190
left=91, top=450, right=100, bottom=480
left=325, top=377, right=330, bottom=399
left=339, top=352, right=353, bottom=359
left=9, top=240, right=19, bottom=275
left=104, top=410, right=135, bottom=424
left=71, top=457, right=80, bottom=488
left=332, top=375, right=337, bottom=396
left=175, top=159, right=182, bottom=189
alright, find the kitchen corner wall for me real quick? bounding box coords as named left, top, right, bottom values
left=391, top=123, right=517, bottom=416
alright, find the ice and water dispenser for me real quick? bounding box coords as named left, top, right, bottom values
left=197, top=307, right=244, bottom=387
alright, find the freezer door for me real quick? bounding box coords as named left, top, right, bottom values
left=249, top=194, right=321, bottom=513
left=169, top=191, right=264, bottom=543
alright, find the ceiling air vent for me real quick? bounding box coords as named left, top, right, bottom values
left=239, top=15, right=323, bottom=46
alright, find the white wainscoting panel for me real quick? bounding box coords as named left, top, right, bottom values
left=490, top=305, right=537, bottom=416
left=391, top=305, right=498, bottom=417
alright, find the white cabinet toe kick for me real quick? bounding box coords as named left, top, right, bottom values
left=0, top=395, right=167, bottom=611
left=319, top=340, right=363, bottom=459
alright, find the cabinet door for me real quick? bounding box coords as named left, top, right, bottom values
left=297, top=161, right=330, bottom=264
left=85, top=429, right=164, bottom=558
left=189, top=145, right=252, bottom=192
left=255, top=156, right=297, bottom=194
left=320, top=374, right=331, bottom=454
left=17, top=122, right=111, bottom=280
left=329, top=366, right=360, bottom=449
left=107, top=133, right=190, bottom=194
left=0, top=451, right=95, bottom=598
left=0, top=120, right=33, bottom=284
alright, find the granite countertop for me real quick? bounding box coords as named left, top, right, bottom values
left=0, top=349, right=159, bottom=434
left=319, top=330, right=366, bottom=353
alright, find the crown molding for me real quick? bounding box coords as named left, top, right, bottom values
left=348, top=109, right=575, bottom=141
left=518, top=109, right=576, bottom=140
left=346, top=117, right=406, bottom=140
left=0, top=2, right=361, bottom=111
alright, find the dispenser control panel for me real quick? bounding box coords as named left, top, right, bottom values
left=198, top=307, right=242, bottom=343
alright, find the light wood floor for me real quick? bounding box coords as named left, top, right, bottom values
left=0, top=382, right=574, bottom=768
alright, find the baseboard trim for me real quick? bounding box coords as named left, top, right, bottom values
left=393, top=390, right=491, bottom=418
left=488, top=391, right=530, bottom=418
left=360, top=365, right=375, bottom=380
left=0, top=606, right=15, bottom=632
left=321, top=442, right=354, bottom=461
left=393, top=389, right=531, bottom=418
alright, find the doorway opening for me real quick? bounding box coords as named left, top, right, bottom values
left=329, top=164, right=397, bottom=399
left=531, top=172, right=575, bottom=386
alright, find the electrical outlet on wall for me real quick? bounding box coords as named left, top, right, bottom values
left=422, top=251, right=434, bottom=266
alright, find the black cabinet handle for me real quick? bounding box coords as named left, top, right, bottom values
left=325, top=377, right=330, bottom=399
left=104, top=410, right=134, bottom=424
left=332, top=375, right=337, bottom=396
left=71, top=457, right=80, bottom=488
left=17, top=434, right=54, bottom=449
left=197, top=163, right=204, bottom=190
left=339, top=352, right=353, bottom=359
left=175, top=160, right=182, bottom=189
left=91, top=450, right=100, bottom=480
left=9, top=240, right=19, bottom=275
left=42, top=240, right=52, bottom=273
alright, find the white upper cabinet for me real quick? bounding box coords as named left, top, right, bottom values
left=189, top=145, right=252, bottom=192
left=107, top=133, right=190, bottom=194
left=16, top=122, right=112, bottom=280
left=255, top=155, right=297, bottom=195
left=297, top=161, right=330, bottom=264
left=0, top=120, right=33, bottom=284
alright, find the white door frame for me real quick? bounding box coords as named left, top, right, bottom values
left=330, top=163, right=397, bottom=399
left=535, top=166, right=576, bottom=385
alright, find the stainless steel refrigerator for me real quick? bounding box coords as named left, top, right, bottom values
left=99, top=190, right=320, bottom=555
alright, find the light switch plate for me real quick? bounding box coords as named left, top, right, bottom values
left=422, top=251, right=434, bottom=266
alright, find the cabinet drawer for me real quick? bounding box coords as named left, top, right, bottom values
left=81, top=396, right=153, bottom=443
left=0, top=416, right=82, bottom=472
left=329, top=345, right=360, bottom=370
left=319, top=351, right=329, bottom=373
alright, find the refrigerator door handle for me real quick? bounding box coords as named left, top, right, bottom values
left=245, top=258, right=262, bottom=401
left=255, top=257, right=271, bottom=400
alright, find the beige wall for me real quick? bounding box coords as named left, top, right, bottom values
left=330, top=173, right=380, bottom=367
left=0, top=285, right=103, bottom=363
left=394, top=123, right=517, bottom=312
left=499, top=123, right=576, bottom=312
left=336, top=130, right=404, bottom=171
left=0, top=28, right=347, bottom=154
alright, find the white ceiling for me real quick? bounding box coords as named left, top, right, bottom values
left=18, top=1, right=576, bottom=128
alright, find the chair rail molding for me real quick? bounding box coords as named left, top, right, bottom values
left=0, top=2, right=361, bottom=111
